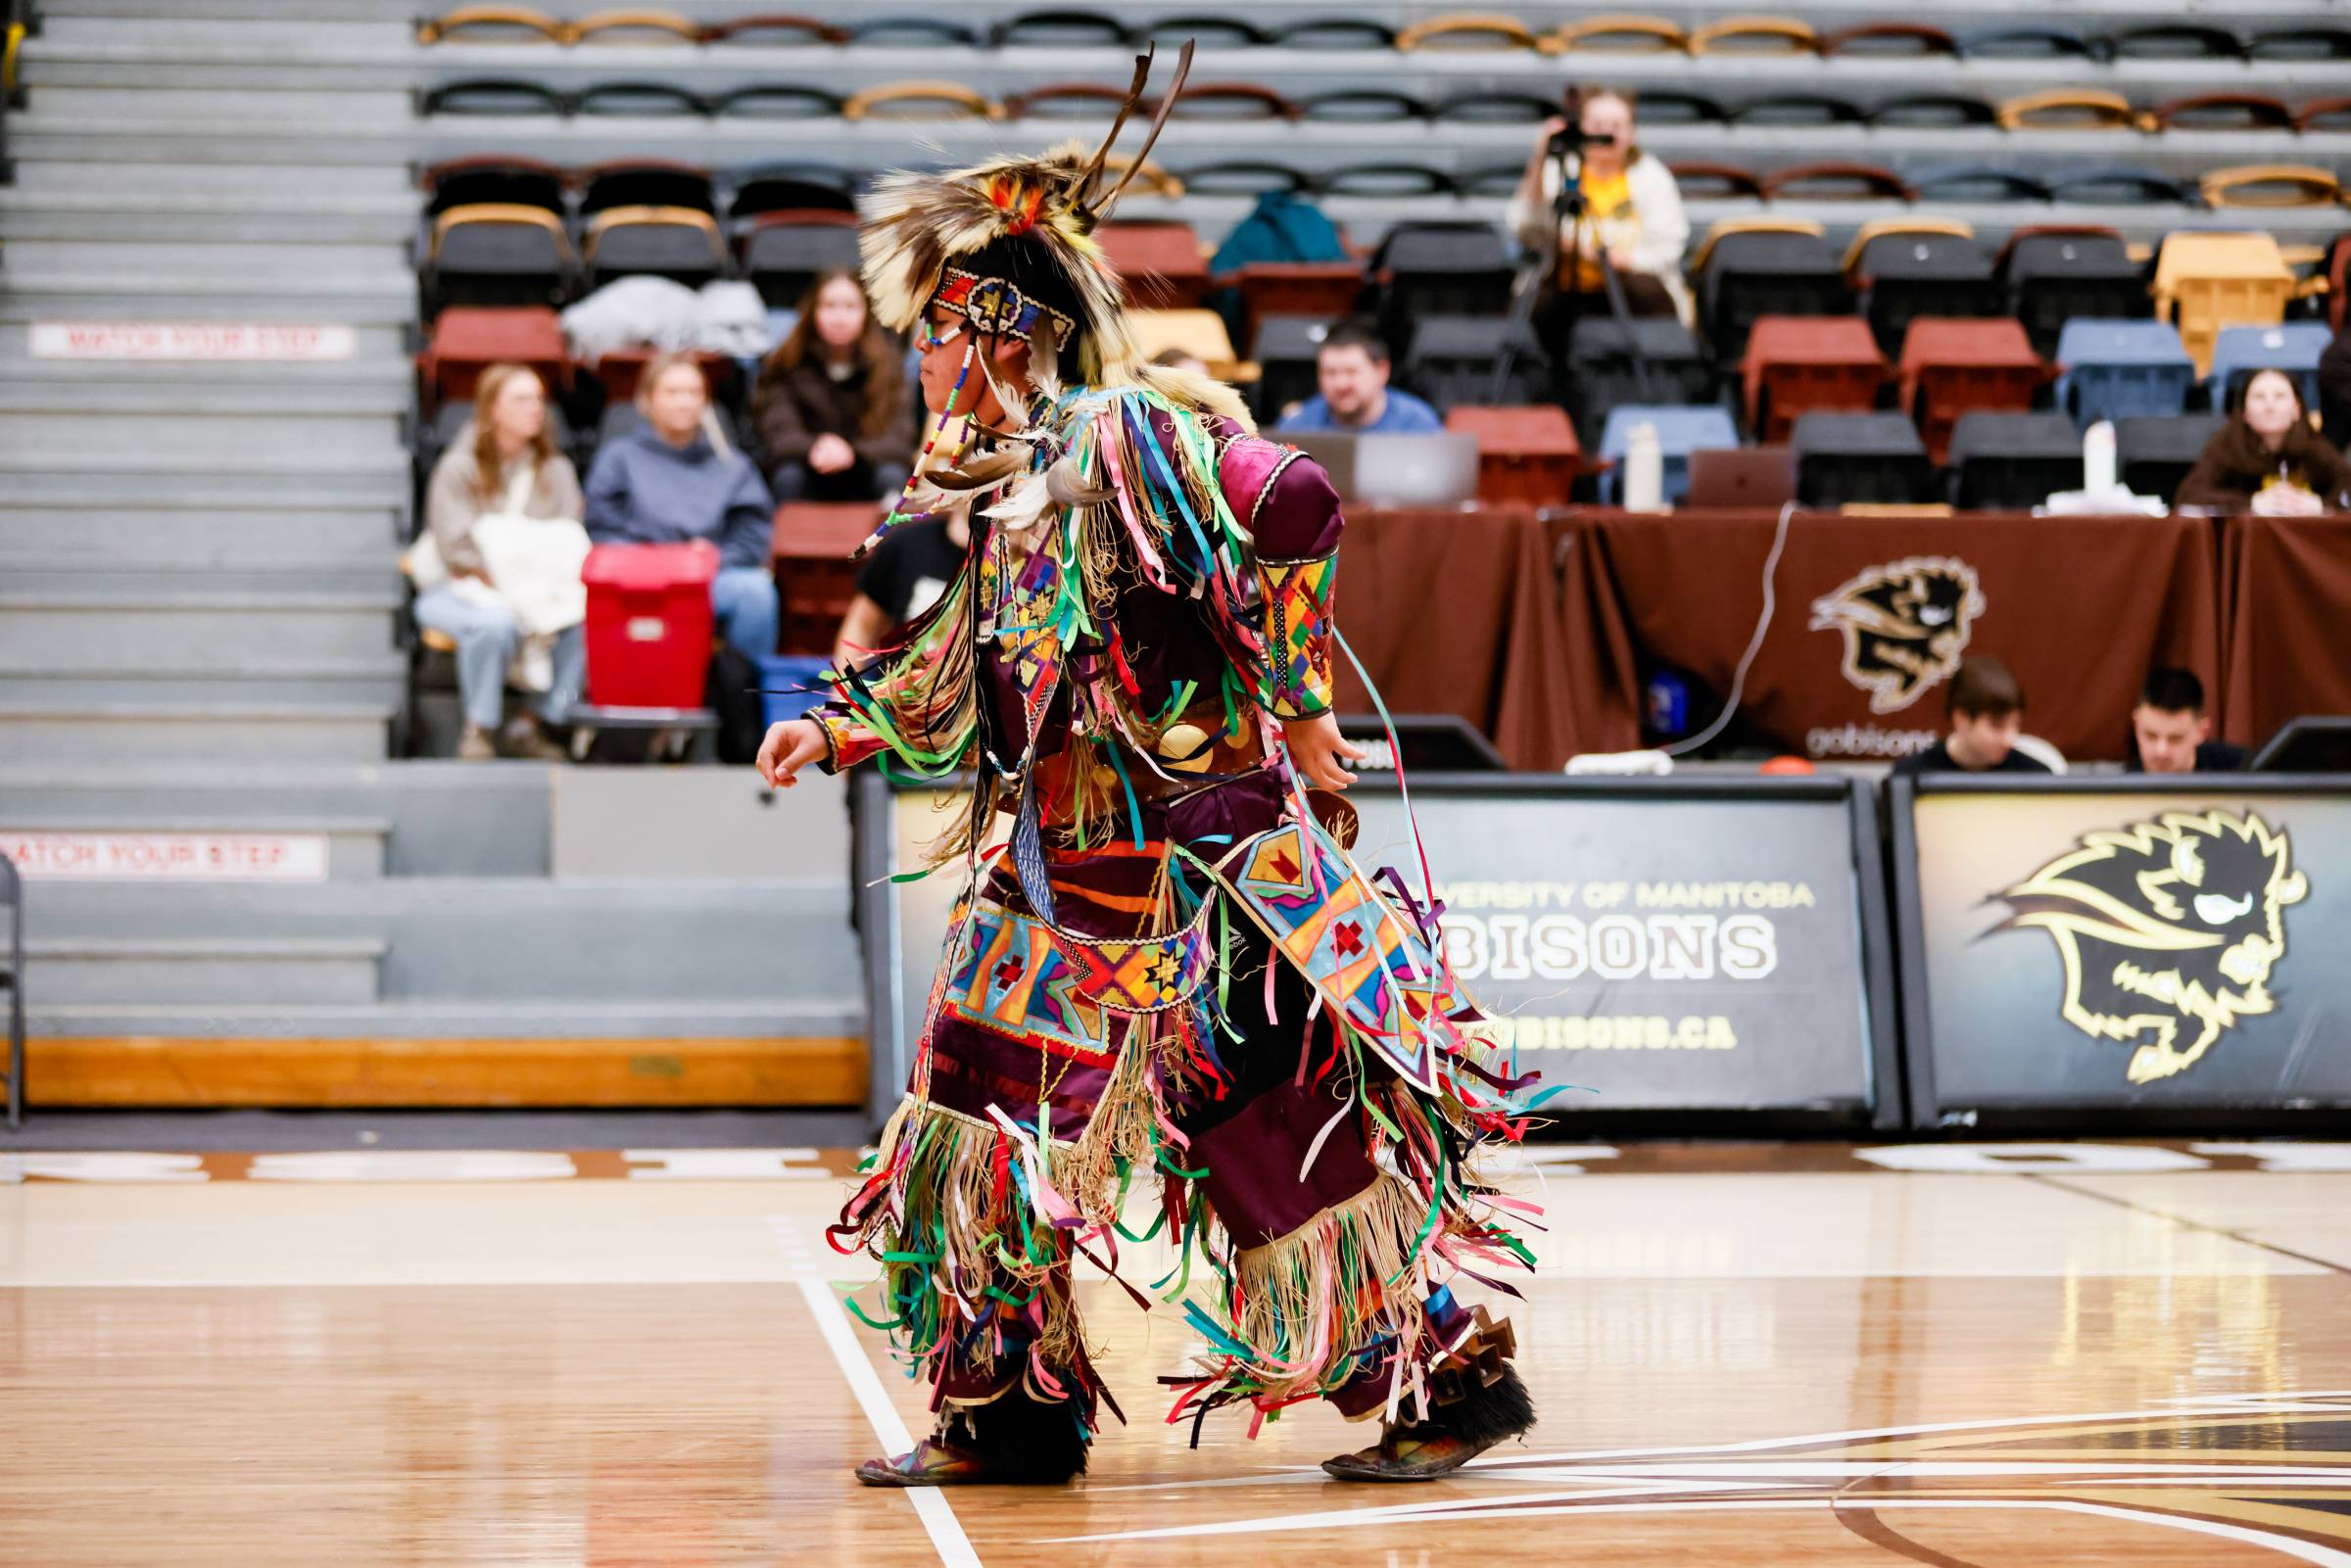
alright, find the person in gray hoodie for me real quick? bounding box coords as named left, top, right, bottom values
left=583, top=353, right=779, bottom=661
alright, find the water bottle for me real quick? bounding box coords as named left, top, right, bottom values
left=2084, top=419, right=2117, bottom=494
left=1624, top=421, right=1665, bottom=512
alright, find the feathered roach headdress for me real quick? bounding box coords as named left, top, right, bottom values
left=859, top=42, right=1195, bottom=390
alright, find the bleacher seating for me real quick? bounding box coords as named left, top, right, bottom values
left=1742, top=316, right=1886, bottom=444
left=1794, top=412, right=1937, bottom=506
left=1595, top=405, right=1740, bottom=506
left=2117, top=413, right=2230, bottom=499
left=2053, top=320, right=2196, bottom=428
left=1898, top=317, right=2045, bottom=464
left=2206, top=322, right=2336, bottom=411
left=1945, top=412, right=2086, bottom=508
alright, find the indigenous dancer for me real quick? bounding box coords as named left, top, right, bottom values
left=756, top=45, right=1548, bottom=1487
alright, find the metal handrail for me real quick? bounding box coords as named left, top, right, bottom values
left=0, top=850, right=24, bottom=1128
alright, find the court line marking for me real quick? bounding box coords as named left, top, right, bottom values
left=2024, top=1171, right=2351, bottom=1277
left=1050, top=1493, right=2351, bottom=1562
left=772, top=1218, right=981, bottom=1568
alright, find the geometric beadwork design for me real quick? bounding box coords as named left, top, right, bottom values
left=1258, top=551, right=1337, bottom=718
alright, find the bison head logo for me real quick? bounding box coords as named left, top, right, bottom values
left=1996, top=810, right=2308, bottom=1083
left=1808, top=556, right=1986, bottom=714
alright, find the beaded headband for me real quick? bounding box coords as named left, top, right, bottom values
left=929, top=267, right=1078, bottom=346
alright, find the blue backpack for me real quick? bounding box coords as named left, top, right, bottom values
left=1209, top=190, right=1349, bottom=272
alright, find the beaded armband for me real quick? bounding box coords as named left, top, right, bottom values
left=1257, top=551, right=1338, bottom=719
left=813, top=708, right=887, bottom=775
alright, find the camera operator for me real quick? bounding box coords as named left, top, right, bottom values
left=1508, top=88, right=1692, bottom=371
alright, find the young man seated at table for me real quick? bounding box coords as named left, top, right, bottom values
left=2125, top=667, right=2245, bottom=774
left=1274, top=318, right=1442, bottom=435
left=1895, top=657, right=2053, bottom=776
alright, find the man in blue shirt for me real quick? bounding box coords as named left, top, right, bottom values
left=1275, top=318, right=1443, bottom=435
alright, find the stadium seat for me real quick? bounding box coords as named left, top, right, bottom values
left=1956, top=25, right=2093, bottom=60
left=1249, top=314, right=1334, bottom=424
left=725, top=166, right=858, bottom=224
left=2200, top=166, right=2343, bottom=211
left=1998, top=228, right=2148, bottom=356
left=1945, top=412, right=2085, bottom=509
left=1134, top=16, right=1268, bottom=49
left=425, top=204, right=577, bottom=314
left=575, top=82, right=709, bottom=119
left=1666, top=163, right=1767, bottom=201
left=2052, top=320, right=2195, bottom=428
left=1758, top=164, right=1913, bottom=202
left=989, top=10, right=1128, bottom=48
left=849, top=17, right=983, bottom=48
left=1564, top=318, right=1712, bottom=442
left=2144, top=93, right=2296, bottom=132
left=1004, top=82, right=1142, bottom=120
left=1820, top=23, right=1955, bottom=58
left=1434, top=90, right=1564, bottom=125
left=2250, top=27, right=2351, bottom=63
left=1792, top=412, right=1934, bottom=506
left=1845, top=221, right=1997, bottom=356
left=1098, top=221, right=1213, bottom=309
left=417, top=5, right=569, bottom=45
left=1689, top=17, right=1817, bottom=55
left=1595, top=405, right=1738, bottom=506
left=1323, top=164, right=1457, bottom=198
left=711, top=85, right=842, bottom=119
left=1693, top=220, right=1850, bottom=362
left=1549, top=16, right=1688, bottom=54
left=1394, top=15, right=1544, bottom=52
left=699, top=14, right=851, bottom=46
left=2108, top=24, right=2245, bottom=61
left=420, top=79, right=572, bottom=118
left=1299, top=89, right=1430, bottom=123
left=1164, top=84, right=1300, bottom=123
left=1911, top=167, right=2050, bottom=204
left=1730, top=93, right=1865, bottom=128
left=738, top=214, right=861, bottom=309
left=2045, top=168, right=2195, bottom=207
left=1370, top=223, right=1514, bottom=349
left=423, top=155, right=567, bottom=216
left=1274, top=18, right=1395, bottom=49
left=1445, top=405, right=1582, bottom=506
left=1740, top=316, right=1884, bottom=443
left=2206, top=322, right=2336, bottom=412
left=1995, top=88, right=2138, bottom=131
left=582, top=207, right=728, bottom=291
left=1402, top=316, right=1549, bottom=411
left=840, top=82, right=1000, bottom=121
left=1129, top=309, right=1251, bottom=384
left=2115, top=413, right=2227, bottom=499
left=1869, top=96, right=1997, bottom=130
left=1228, top=263, right=1366, bottom=350
left=573, top=11, right=700, bottom=46
left=1898, top=317, right=2044, bottom=465
left=771, top=501, right=886, bottom=655
left=2153, top=232, right=2294, bottom=376
left=417, top=306, right=569, bottom=410
left=2295, top=98, right=2351, bottom=133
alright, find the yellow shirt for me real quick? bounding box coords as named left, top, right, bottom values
left=1564, top=166, right=1638, bottom=292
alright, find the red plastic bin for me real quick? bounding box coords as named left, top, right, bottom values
left=583, top=541, right=719, bottom=709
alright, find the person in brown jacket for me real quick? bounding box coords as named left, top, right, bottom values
left=2176, top=367, right=2351, bottom=515
left=752, top=269, right=917, bottom=503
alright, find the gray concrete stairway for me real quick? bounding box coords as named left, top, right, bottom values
left=1, top=2, right=415, bottom=766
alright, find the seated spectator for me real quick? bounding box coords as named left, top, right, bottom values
left=1509, top=86, right=1693, bottom=356
left=2176, top=367, right=2351, bottom=515
left=585, top=352, right=780, bottom=662
left=413, top=362, right=586, bottom=761
left=832, top=505, right=971, bottom=667
left=1274, top=318, right=1442, bottom=435
left=1151, top=346, right=1213, bottom=378
left=1894, top=657, right=2053, bottom=776
left=753, top=269, right=916, bottom=505
left=2127, top=668, right=2245, bottom=774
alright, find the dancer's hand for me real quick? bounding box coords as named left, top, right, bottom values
left=1283, top=711, right=1369, bottom=791
left=756, top=719, right=828, bottom=788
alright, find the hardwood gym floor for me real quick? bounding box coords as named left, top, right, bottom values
left=3, top=1141, right=2348, bottom=1566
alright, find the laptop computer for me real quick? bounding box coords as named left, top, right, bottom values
left=1288, top=431, right=1481, bottom=507
left=1683, top=446, right=1796, bottom=510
